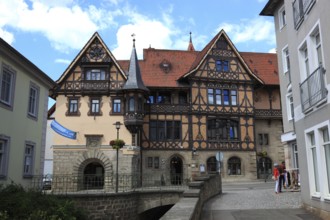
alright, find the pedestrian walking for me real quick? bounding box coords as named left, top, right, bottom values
left=273, top=163, right=280, bottom=194
left=278, top=161, right=286, bottom=192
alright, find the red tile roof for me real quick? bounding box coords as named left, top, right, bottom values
left=240, top=52, right=279, bottom=85
left=119, top=48, right=199, bottom=88
left=118, top=49, right=279, bottom=88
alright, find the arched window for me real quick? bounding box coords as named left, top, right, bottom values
left=128, top=97, right=135, bottom=111
left=83, top=162, right=104, bottom=189
left=257, top=157, right=272, bottom=179
left=207, top=156, right=217, bottom=173
left=170, top=156, right=183, bottom=185
left=228, top=157, right=241, bottom=175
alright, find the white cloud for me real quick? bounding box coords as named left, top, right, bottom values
left=0, top=0, right=121, bottom=53
left=0, top=29, right=14, bottom=44
left=268, top=48, right=276, bottom=53
left=112, top=6, right=179, bottom=59
left=55, top=58, right=71, bottom=64
left=216, top=17, right=275, bottom=46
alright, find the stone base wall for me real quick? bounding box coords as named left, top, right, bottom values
left=142, top=150, right=257, bottom=182
left=69, top=193, right=139, bottom=220
left=63, top=190, right=182, bottom=220
left=52, top=146, right=140, bottom=192
left=53, top=146, right=140, bottom=175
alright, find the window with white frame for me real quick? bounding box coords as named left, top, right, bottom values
left=299, top=24, right=324, bottom=81
left=0, top=63, right=16, bottom=109
left=282, top=46, right=290, bottom=74
left=299, top=24, right=326, bottom=112
left=112, top=98, right=121, bottom=114
left=23, top=143, right=34, bottom=177
left=279, top=6, right=286, bottom=29
left=311, top=28, right=323, bottom=66
left=27, top=83, right=39, bottom=118
left=305, top=121, right=330, bottom=199
left=292, top=143, right=299, bottom=169
left=0, top=135, right=9, bottom=178
left=89, top=97, right=102, bottom=116
left=322, top=128, right=330, bottom=196
left=300, top=43, right=310, bottom=78
left=308, top=132, right=320, bottom=194
left=286, top=93, right=294, bottom=121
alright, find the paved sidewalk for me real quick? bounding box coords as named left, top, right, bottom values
left=201, top=181, right=323, bottom=220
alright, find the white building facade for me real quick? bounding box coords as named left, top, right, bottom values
left=261, top=0, right=330, bottom=218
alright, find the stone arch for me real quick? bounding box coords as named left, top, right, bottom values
left=207, top=156, right=217, bottom=173
left=169, top=154, right=184, bottom=185
left=73, top=150, right=113, bottom=191
left=257, top=157, right=273, bottom=179
left=73, top=150, right=113, bottom=174
left=227, top=156, right=241, bottom=175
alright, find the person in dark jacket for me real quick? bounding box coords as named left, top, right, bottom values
left=278, top=161, right=286, bottom=192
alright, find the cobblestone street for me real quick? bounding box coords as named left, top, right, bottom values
left=202, top=181, right=323, bottom=220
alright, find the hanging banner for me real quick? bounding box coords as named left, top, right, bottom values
left=51, top=120, right=77, bottom=140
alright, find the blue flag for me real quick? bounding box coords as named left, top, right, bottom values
left=51, top=120, right=77, bottom=139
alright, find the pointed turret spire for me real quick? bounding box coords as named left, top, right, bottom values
left=123, top=35, right=149, bottom=91
left=187, top=32, right=195, bottom=51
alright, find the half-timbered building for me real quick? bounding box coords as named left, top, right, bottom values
left=50, top=29, right=283, bottom=190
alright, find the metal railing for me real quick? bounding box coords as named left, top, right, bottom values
left=300, top=66, right=327, bottom=112
left=30, top=173, right=189, bottom=194
left=293, top=0, right=316, bottom=29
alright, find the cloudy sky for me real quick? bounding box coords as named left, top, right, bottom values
left=0, top=0, right=275, bottom=82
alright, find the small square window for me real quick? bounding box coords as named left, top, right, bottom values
left=216, top=60, right=229, bottom=72
left=112, top=98, right=121, bottom=113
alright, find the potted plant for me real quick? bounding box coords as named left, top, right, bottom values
left=110, top=139, right=125, bottom=149
left=257, top=150, right=267, bottom=158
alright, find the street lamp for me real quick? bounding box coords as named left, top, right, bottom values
left=113, top=121, right=122, bottom=193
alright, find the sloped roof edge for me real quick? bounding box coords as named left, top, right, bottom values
left=56, top=32, right=127, bottom=84
left=179, top=30, right=264, bottom=84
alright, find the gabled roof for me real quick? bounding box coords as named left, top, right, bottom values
left=179, top=29, right=264, bottom=84
left=241, top=52, right=279, bottom=85
left=56, top=32, right=127, bottom=84
left=122, top=39, right=148, bottom=91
